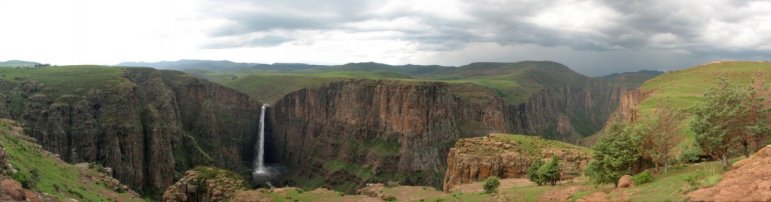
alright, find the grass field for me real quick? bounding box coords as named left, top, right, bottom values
left=0, top=65, right=132, bottom=96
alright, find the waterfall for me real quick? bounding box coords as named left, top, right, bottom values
left=254, top=104, right=267, bottom=174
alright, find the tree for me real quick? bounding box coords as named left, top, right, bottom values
left=527, top=158, right=545, bottom=185
left=691, top=76, right=747, bottom=169
left=537, top=157, right=562, bottom=186
left=637, top=97, right=683, bottom=173
left=740, top=74, right=771, bottom=157
left=483, top=176, right=500, bottom=194
left=586, top=123, right=642, bottom=186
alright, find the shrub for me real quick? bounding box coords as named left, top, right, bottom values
left=586, top=123, right=642, bottom=186
left=483, top=176, right=500, bottom=194
left=11, top=169, right=39, bottom=189
left=632, top=171, right=654, bottom=185
left=527, top=159, right=545, bottom=185
left=11, top=172, right=31, bottom=188
left=537, top=157, right=562, bottom=186
left=684, top=173, right=702, bottom=190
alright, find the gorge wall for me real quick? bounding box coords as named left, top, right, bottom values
left=508, top=82, right=623, bottom=142
left=268, top=79, right=620, bottom=191
left=269, top=80, right=510, bottom=191
left=0, top=68, right=260, bottom=196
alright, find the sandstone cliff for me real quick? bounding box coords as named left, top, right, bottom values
left=0, top=67, right=260, bottom=196
left=442, top=134, right=590, bottom=191
left=269, top=80, right=510, bottom=191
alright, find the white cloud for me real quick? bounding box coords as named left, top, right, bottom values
left=0, top=0, right=770, bottom=75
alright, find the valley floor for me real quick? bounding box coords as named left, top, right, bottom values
left=232, top=160, right=725, bottom=202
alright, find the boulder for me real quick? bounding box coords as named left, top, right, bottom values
left=617, top=175, right=633, bottom=188
left=1, top=179, right=26, bottom=200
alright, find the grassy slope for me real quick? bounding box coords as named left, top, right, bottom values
left=639, top=61, right=771, bottom=111
left=633, top=61, right=771, bottom=156
left=0, top=120, right=141, bottom=201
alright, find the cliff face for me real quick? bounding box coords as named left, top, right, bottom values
left=508, top=82, right=623, bottom=141
left=269, top=80, right=509, bottom=191
left=611, top=89, right=651, bottom=123
left=442, top=134, right=590, bottom=191
left=0, top=68, right=259, bottom=196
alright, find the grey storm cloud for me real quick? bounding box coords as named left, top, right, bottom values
left=199, top=0, right=771, bottom=75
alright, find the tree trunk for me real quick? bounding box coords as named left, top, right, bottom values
left=664, top=159, right=669, bottom=173
left=743, top=141, right=750, bottom=158
left=721, top=153, right=729, bottom=170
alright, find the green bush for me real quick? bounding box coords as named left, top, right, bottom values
left=11, top=169, right=40, bottom=189
left=528, top=157, right=562, bottom=186
left=632, top=171, right=654, bottom=185
left=684, top=172, right=702, bottom=190
left=483, top=176, right=500, bottom=194
left=537, top=157, right=562, bottom=186
left=527, top=159, right=545, bottom=185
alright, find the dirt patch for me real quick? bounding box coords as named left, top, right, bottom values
left=539, top=186, right=586, bottom=202
left=577, top=192, right=609, bottom=202
left=687, top=145, right=771, bottom=201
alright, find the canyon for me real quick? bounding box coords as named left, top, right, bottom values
left=0, top=67, right=260, bottom=196
left=0, top=62, right=629, bottom=196
left=267, top=76, right=621, bottom=191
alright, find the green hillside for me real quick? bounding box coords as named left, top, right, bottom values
left=639, top=61, right=771, bottom=111
left=598, top=70, right=663, bottom=89
left=180, top=61, right=604, bottom=104
left=0, top=119, right=141, bottom=201
left=624, top=61, right=771, bottom=157
left=0, top=60, right=41, bottom=67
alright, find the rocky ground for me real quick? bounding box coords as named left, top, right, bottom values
left=688, top=145, right=771, bottom=201
left=163, top=167, right=246, bottom=202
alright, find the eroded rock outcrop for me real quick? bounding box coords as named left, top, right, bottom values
left=687, top=145, right=771, bottom=201
left=442, top=134, right=590, bottom=191
left=270, top=80, right=510, bottom=190
left=163, top=167, right=246, bottom=202
left=0, top=68, right=260, bottom=196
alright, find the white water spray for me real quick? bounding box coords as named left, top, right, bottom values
left=254, top=104, right=267, bottom=174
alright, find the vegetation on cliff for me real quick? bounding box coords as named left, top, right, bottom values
left=0, top=119, right=141, bottom=201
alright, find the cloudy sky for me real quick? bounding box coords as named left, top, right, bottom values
left=1, top=0, right=770, bottom=76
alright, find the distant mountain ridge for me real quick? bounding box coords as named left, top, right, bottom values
left=117, top=59, right=326, bottom=72
left=0, top=60, right=42, bottom=67
left=598, top=69, right=664, bottom=88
